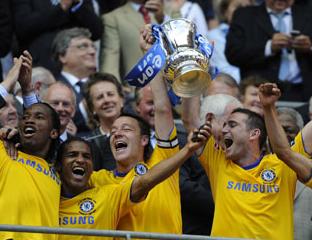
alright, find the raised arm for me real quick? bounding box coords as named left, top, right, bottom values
left=17, top=51, right=40, bottom=108
left=149, top=72, right=174, bottom=139
left=140, top=26, right=174, bottom=139
left=0, top=51, right=37, bottom=109
left=181, top=96, right=201, bottom=133
left=259, top=83, right=312, bottom=184
left=0, top=56, right=22, bottom=96
left=130, top=122, right=211, bottom=201
left=140, top=25, right=200, bottom=137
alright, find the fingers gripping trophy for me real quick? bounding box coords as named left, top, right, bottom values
left=125, top=18, right=214, bottom=98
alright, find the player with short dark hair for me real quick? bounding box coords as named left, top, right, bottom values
left=57, top=124, right=210, bottom=239
left=198, top=102, right=309, bottom=239
left=90, top=70, right=183, bottom=234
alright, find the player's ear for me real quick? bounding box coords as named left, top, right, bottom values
left=141, top=135, right=149, bottom=147
left=250, top=129, right=260, bottom=140
left=50, top=129, right=59, bottom=140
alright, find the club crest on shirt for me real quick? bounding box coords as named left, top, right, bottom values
left=79, top=198, right=96, bottom=215
left=134, top=163, right=148, bottom=176
left=260, top=169, right=277, bottom=183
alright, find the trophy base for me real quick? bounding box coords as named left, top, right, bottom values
left=172, top=65, right=211, bottom=98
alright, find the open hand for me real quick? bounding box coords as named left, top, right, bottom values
left=1, top=57, right=23, bottom=92
left=18, top=50, right=33, bottom=95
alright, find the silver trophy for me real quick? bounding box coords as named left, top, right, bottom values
left=159, top=18, right=211, bottom=97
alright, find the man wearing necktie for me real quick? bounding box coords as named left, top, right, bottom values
left=100, top=0, right=167, bottom=82
left=225, top=0, right=312, bottom=102
left=52, top=27, right=97, bottom=133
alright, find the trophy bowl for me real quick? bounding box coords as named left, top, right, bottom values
left=160, top=18, right=211, bottom=97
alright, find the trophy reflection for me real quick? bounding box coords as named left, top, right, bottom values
left=159, top=18, right=211, bottom=97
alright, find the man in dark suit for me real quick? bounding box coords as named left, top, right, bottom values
left=225, top=0, right=312, bottom=101
left=12, top=0, right=102, bottom=75
left=52, top=27, right=97, bottom=133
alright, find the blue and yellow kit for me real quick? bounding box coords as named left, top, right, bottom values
left=199, top=132, right=309, bottom=240
left=59, top=179, right=134, bottom=240
left=90, top=127, right=181, bottom=235
left=0, top=141, right=61, bottom=240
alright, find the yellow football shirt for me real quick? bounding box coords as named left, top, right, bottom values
left=291, top=132, right=310, bottom=157
left=291, top=132, right=312, bottom=188
left=90, top=127, right=181, bottom=235
left=0, top=141, right=61, bottom=240
left=198, top=133, right=305, bottom=240
left=59, top=180, right=134, bottom=240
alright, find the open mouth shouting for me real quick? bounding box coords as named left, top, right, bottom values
left=72, top=166, right=86, bottom=180
left=114, top=140, right=128, bottom=152
left=224, top=137, right=234, bottom=149
left=23, top=126, right=36, bottom=138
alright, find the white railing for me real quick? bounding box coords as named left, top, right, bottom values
left=0, top=224, right=248, bottom=240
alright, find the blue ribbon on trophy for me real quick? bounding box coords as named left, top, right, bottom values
left=124, top=20, right=214, bottom=105
left=124, top=25, right=166, bottom=88
left=195, top=34, right=214, bottom=60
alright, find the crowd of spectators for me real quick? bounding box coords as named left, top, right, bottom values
left=0, top=0, right=312, bottom=239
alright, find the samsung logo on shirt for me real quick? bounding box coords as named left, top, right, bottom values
left=227, top=181, right=279, bottom=193
left=59, top=216, right=95, bottom=225
left=14, top=157, right=61, bottom=185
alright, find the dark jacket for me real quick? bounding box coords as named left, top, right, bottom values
left=12, top=0, right=103, bottom=74
left=225, top=3, right=312, bottom=100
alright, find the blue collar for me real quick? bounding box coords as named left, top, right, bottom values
left=61, top=192, right=76, bottom=199
left=242, top=152, right=265, bottom=170
left=113, top=169, right=128, bottom=177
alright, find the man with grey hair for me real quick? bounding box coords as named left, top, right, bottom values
left=200, top=94, right=242, bottom=124
left=200, top=94, right=243, bottom=148
left=276, top=107, right=304, bottom=143
left=31, top=67, right=56, bottom=99
left=42, top=82, right=77, bottom=142
left=52, top=27, right=96, bottom=132
left=183, top=94, right=242, bottom=147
